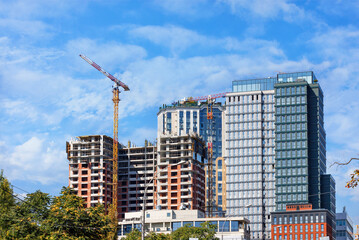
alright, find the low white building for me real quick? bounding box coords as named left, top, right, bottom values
left=118, top=209, right=250, bottom=240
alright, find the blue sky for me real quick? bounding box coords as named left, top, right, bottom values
left=0, top=0, right=358, bottom=223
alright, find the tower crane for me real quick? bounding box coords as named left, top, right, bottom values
left=182, top=92, right=227, bottom=217
left=79, top=54, right=129, bottom=234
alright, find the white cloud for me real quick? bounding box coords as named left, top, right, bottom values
left=129, top=25, right=208, bottom=54
left=0, top=136, right=67, bottom=185
left=0, top=18, right=52, bottom=38
left=128, top=25, right=285, bottom=57
left=0, top=0, right=90, bottom=20
left=66, top=38, right=147, bottom=72
left=309, top=26, right=359, bottom=154
left=153, top=0, right=214, bottom=16
left=218, top=0, right=307, bottom=21
left=155, top=0, right=311, bottom=23
left=2, top=99, right=39, bottom=122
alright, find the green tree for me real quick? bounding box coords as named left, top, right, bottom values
left=171, top=222, right=218, bottom=240
left=146, top=231, right=170, bottom=240
left=9, top=190, right=51, bottom=239
left=121, top=229, right=170, bottom=240
left=121, top=228, right=141, bottom=240
left=121, top=222, right=218, bottom=240
left=0, top=171, right=16, bottom=239
left=42, top=187, right=112, bottom=240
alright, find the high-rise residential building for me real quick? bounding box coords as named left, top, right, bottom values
left=274, top=72, right=327, bottom=211
left=226, top=77, right=277, bottom=240
left=66, top=135, right=114, bottom=209
left=272, top=71, right=336, bottom=239
left=155, top=134, right=206, bottom=211
left=227, top=71, right=336, bottom=240
left=117, top=140, right=156, bottom=219
left=336, top=207, right=354, bottom=240
left=157, top=101, right=226, bottom=215
left=271, top=203, right=335, bottom=240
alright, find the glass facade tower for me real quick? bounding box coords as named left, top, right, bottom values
left=274, top=72, right=327, bottom=211
left=227, top=72, right=335, bottom=240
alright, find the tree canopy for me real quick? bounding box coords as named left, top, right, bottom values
left=0, top=172, right=112, bottom=240
left=121, top=222, right=219, bottom=240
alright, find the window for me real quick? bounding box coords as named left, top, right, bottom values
left=195, top=221, right=204, bottom=227
left=218, top=221, right=229, bottom=232
left=231, top=221, right=239, bottom=231
left=183, top=221, right=193, bottom=227
left=218, top=196, right=223, bottom=205
left=172, top=222, right=181, bottom=231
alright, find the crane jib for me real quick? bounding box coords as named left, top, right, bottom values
left=79, top=54, right=130, bottom=91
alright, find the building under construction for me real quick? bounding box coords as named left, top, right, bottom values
left=66, top=135, right=114, bottom=209
left=118, top=140, right=156, bottom=219
left=157, top=99, right=226, bottom=216
left=67, top=135, right=158, bottom=220
left=155, top=134, right=206, bottom=212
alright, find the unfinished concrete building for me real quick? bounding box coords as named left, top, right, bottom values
left=66, top=135, right=114, bottom=209
left=155, top=134, right=206, bottom=211
left=118, top=141, right=156, bottom=219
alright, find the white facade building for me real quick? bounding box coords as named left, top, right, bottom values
left=118, top=209, right=250, bottom=240
left=225, top=90, right=276, bottom=240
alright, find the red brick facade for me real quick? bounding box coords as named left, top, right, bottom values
left=271, top=204, right=335, bottom=240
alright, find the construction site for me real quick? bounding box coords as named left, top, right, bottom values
left=64, top=54, right=239, bottom=239
left=64, top=54, right=352, bottom=240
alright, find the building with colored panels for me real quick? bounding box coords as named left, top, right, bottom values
left=66, top=135, right=114, bottom=210
left=155, top=134, right=206, bottom=211
left=271, top=204, right=335, bottom=240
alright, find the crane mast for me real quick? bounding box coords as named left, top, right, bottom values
left=207, top=95, right=215, bottom=217
left=79, top=54, right=129, bottom=237
left=182, top=92, right=227, bottom=217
